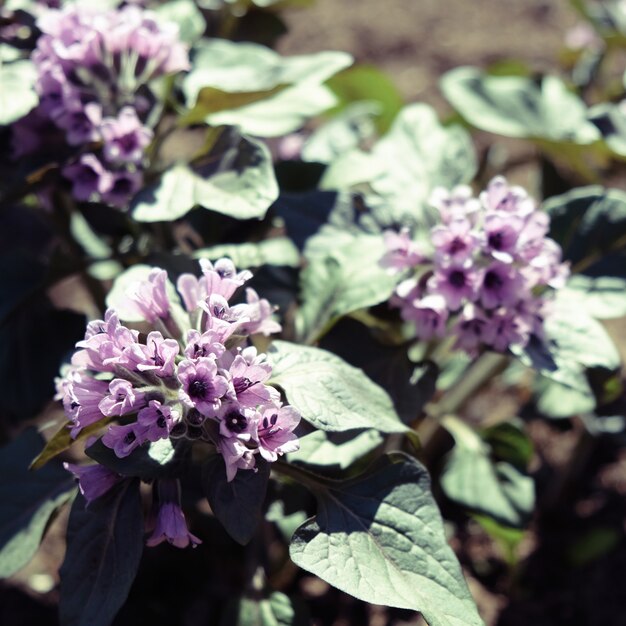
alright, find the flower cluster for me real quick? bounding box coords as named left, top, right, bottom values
left=60, top=258, right=300, bottom=548
left=382, top=177, right=569, bottom=356
left=13, top=4, right=189, bottom=208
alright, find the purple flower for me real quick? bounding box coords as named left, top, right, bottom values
left=231, top=288, right=281, bottom=336
left=381, top=228, right=424, bottom=272
left=64, top=462, right=123, bottom=504
left=479, top=262, right=526, bottom=309
left=146, top=480, right=201, bottom=549
left=124, top=269, right=171, bottom=323
left=101, top=170, right=142, bottom=208
left=218, top=436, right=257, bottom=482
left=253, top=405, right=301, bottom=463
left=183, top=329, right=226, bottom=360
left=177, top=358, right=229, bottom=416
left=120, top=331, right=179, bottom=377
left=428, top=262, right=478, bottom=311
left=453, top=305, right=492, bottom=356
left=429, top=185, right=480, bottom=224
left=102, top=422, right=147, bottom=458
left=482, top=213, right=524, bottom=262
left=72, top=309, right=139, bottom=372
left=137, top=400, right=179, bottom=442
left=483, top=308, right=531, bottom=352
left=403, top=294, right=449, bottom=341
left=221, top=347, right=276, bottom=409
left=53, top=101, right=102, bottom=146
left=431, top=219, right=479, bottom=264
left=101, top=107, right=152, bottom=164
left=59, top=369, right=109, bottom=437
left=62, top=153, right=113, bottom=201
left=199, top=258, right=252, bottom=301
left=479, top=176, right=534, bottom=217
left=98, top=378, right=147, bottom=417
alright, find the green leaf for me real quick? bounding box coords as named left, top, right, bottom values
left=559, top=275, right=626, bottom=319
left=543, top=186, right=626, bottom=276
left=86, top=438, right=187, bottom=480
left=0, top=429, right=75, bottom=578
left=288, top=428, right=383, bottom=470
left=202, top=456, right=270, bottom=545
left=514, top=293, right=621, bottom=389
left=59, top=481, right=144, bottom=626
left=30, top=417, right=112, bottom=470
left=472, top=515, right=525, bottom=566
left=183, top=40, right=352, bottom=136
left=221, top=590, right=311, bottom=626
left=154, top=0, right=205, bottom=44
left=193, top=238, right=300, bottom=268
left=132, top=131, right=278, bottom=222
left=289, top=455, right=483, bottom=626
left=301, top=101, right=380, bottom=164
left=267, top=341, right=407, bottom=434
left=440, top=417, right=534, bottom=528
left=321, top=104, right=476, bottom=227
left=295, top=233, right=397, bottom=343
left=441, top=67, right=600, bottom=144
left=326, top=64, right=404, bottom=133
left=535, top=375, right=596, bottom=419
left=0, top=58, right=38, bottom=125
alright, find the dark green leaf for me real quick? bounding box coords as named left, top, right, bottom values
left=86, top=438, right=187, bottom=480
left=193, top=238, right=300, bottom=269
left=290, top=454, right=483, bottom=626
left=221, top=590, right=311, bottom=626
left=0, top=57, right=38, bottom=125
left=183, top=40, right=352, bottom=136
left=295, top=232, right=397, bottom=343
left=543, top=186, right=626, bottom=276
left=288, top=428, right=383, bottom=470
left=441, top=67, right=599, bottom=143
left=155, top=0, right=205, bottom=44
left=514, top=294, right=621, bottom=389
left=59, top=481, right=144, bottom=626
left=440, top=417, right=534, bottom=528
left=326, top=64, right=404, bottom=133
left=132, top=131, right=278, bottom=222
left=321, top=104, right=476, bottom=228
left=267, top=341, right=407, bottom=434
left=320, top=318, right=439, bottom=424
left=202, top=455, right=270, bottom=545
left=0, top=429, right=75, bottom=578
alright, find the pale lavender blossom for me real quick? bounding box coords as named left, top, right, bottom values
left=60, top=370, right=109, bottom=437
left=120, top=331, right=180, bottom=377
left=479, top=262, right=526, bottom=309
left=222, top=347, right=276, bottom=408
left=402, top=294, right=449, bottom=341
left=381, top=228, right=424, bottom=271
left=218, top=437, right=257, bottom=482
left=178, top=358, right=230, bottom=416
left=429, top=263, right=479, bottom=311
left=101, top=170, right=143, bottom=208
left=101, top=107, right=153, bottom=164
left=62, top=154, right=113, bottom=201
left=146, top=480, right=201, bottom=548
left=479, top=176, right=535, bottom=217
left=124, top=269, right=171, bottom=323
left=102, top=423, right=147, bottom=458
left=482, top=213, right=524, bottom=262
left=98, top=378, right=147, bottom=417
left=431, top=219, right=479, bottom=264
left=232, top=288, right=282, bottom=336
left=137, top=401, right=179, bottom=442
left=200, top=258, right=252, bottom=301
left=253, top=405, right=301, bottom=463
left=63, top=463, right=123, bottom=504
left=429, top=185, right=481, bottom=224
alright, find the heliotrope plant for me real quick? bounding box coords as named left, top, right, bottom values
left=13, top=4, right=189, bottom=208
left=382, top=176, right=569, bottom=355
left=1, top=1, right=626, bottom=626
left=59, top=257, right=301, bottom=547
